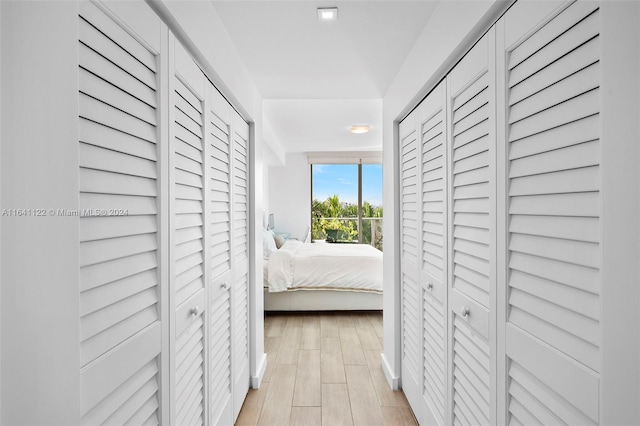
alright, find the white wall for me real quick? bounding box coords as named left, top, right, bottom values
left=268, top=152, right=311, bottom=240
left=599, top=2, right=640, bottom=421
left=1, top=2, right=81, bottom=423
left=262, top=136, right=287, bottom=229
left=262, top=161, right=270, bottom=228
left=379, top=0, right=509, bottom=388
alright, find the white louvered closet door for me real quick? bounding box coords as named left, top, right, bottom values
left=170, top=39, right=208, bottom=426
left=78, top=2, right=163, bottom=424
left=232, top=112, right=251, bottom=420
left=418, top=81, right=448, bottom=426
left=207, top=84, right=234, bottom=426
left=498, top=2, right=601, bottom=424
left=399, top=110, right=422, bottom=417
left=447, top=29, right=496, bottom=426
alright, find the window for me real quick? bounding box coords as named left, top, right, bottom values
left=311, top=163, right=383, bottom=250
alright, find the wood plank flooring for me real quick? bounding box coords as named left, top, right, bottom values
left=236, top=311, right=417, bottom=426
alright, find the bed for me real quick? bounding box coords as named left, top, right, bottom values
left=262, top=230, right=383, bottom=311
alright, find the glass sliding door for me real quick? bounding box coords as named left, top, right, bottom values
left=311, top=163, right=383, bottom=250
left=361, top=164, right=383, bottom=250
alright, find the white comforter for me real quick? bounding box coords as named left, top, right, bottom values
left=267, top=240, right=383, bottom=293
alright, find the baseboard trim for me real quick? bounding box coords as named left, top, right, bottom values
left=251, top=352, right=267, bottom=389
left=381, top=353, right=400, bottom=390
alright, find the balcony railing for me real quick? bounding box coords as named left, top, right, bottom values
left=312, top=216, right=383, bottom=251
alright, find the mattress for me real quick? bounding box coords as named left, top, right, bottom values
left=265, top=240, right=383, bottom=293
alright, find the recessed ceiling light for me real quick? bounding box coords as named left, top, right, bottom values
left=350, top=125, right=370, bottom=134
left=317, top=7, right=338, bottom=21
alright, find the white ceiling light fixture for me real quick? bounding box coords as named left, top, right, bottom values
left=350, top=125, right=370, bottom=134
left=317, top=7, right=338, bottom=22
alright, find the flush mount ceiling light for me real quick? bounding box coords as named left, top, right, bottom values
left=349, top=125, right=370, bottom=134
left=317, top=7, right=338, bottom=21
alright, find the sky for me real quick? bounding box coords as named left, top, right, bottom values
left=312, top=164, right=383, bottom=206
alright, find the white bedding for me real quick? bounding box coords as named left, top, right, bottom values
left=267, top=240, right=383, bottom=293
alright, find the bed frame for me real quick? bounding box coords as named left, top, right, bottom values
left=263, top=287, right=382, bottom=311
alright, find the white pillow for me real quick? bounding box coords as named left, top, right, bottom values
left=263, top=228, right=278, bottom=259
left=273, top=233, right=286, bottom=249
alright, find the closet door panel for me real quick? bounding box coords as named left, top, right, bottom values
left=501, top=2, right=602, bottom=424
left=232, top=112, right=251, bottom=419
left=447, top=29, right=496, bottom=426
left=171, top=40, right=207, bottom=426
left=78, top=2, right=163, bottom=424
left=399, top=111, right=422, bottom=417
left=208, top=85, right=234, bottom=426
left=419, top=82, right=448, bottom=426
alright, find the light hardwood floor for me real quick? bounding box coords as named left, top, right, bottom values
left=236, top=311, right=418, bottom=426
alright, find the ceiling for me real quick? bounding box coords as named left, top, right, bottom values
left=263, top=99, right=382, bottom=153
left=211, top=1, right=439, bottom=154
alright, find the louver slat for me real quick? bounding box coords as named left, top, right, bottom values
left=78, top=18, right=155, bottom=89
left=78, top=4, right=161, bottom=424
left=509, top=63, right=599, bottom=125
left=509, top=37, right=599, bottom=106
left=79, top=42, right=156, bottom=109
left=79, top=94, right=157, bottom=144
left=508, top=8, right=599, bottom=88
left=505, top=2, right=601, bottom=423
left=79, top=70, right=157, bottom=126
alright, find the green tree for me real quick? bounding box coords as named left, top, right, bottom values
left=311, top=194, right=383, bottom=249
left=325, top=194, right=343, bottom=218
left=343, top=203, right=358, bottom=217
left=311, top=198, right=328, bottom=240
